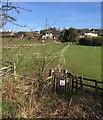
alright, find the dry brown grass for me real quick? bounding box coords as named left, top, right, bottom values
left=2, top=76, right=103, bottom=119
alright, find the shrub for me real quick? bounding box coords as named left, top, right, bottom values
left=79, top=37, right=92, bottom=46
left=79, top=36, right=103, bottom=46
left=92, top=36, right=102, bottom=46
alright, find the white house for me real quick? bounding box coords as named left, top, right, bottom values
left=84, top=33, right=98, bottom=37
left=49, top=33, right=54, bottom=39
left=80, top=32, right=98, bottom=38
left=79, top=34, right=85, bottom=38
left=42, top=33, right=54, bottom=39
left=42, top=35, right=47, bottom=39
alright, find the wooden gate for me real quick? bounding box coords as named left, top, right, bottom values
left=52, top=70, right=73, bottom=94
left=49, top=69, right=103, bottom=96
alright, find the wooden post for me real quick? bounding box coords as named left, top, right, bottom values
left=51, top=69, right=54, bottom=76
left=63, top=69, right=66, bottom=93
left=63, top=69, right=66, bottom=74
left=66, top=78, right=69, bottom=93
left=65, top=70, right=69, bottom=93
left=57, top=78, right=59, bottom=93
left=71, top=77, right=74, bottom=93
left=52, top=75, right=54, bottom=92
left=53, top=74, right=56, bottom=93
left=13, top=63, right=17, bottom=81
left=76, top=76, right=78, bottom=94
left=67, top=72, right=71, bottom=92
left=49, top=69, right=52, bottom=77
left=65, top=79, right=67, bottom=94
left=95, top=80, right=98, bottom=96
left=80, top=76, right=83, bottom=90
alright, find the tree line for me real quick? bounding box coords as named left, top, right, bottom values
left=59, top=27, right=103, bottom=46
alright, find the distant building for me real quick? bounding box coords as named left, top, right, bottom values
left=42, top=35, right=47, bottom=39
left=41, top=32, right=55, bottom=40
left=79, top=32, right=98, bottom=38
left=84, top=32, right=98, bottom=37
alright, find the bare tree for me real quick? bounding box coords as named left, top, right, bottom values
left=0, top=0, right=31, bottom=29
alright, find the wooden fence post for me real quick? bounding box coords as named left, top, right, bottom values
left=76, top=76, right=78, bottom=94
left=49, top=69, right=54, bottom=77
left=95, top=80, right=98, bottom=96
left=63, top=69, right=67, bottom=93
left=49, top=69, right=52, bottom=77
left=53, top=74, right=56, bottom=93
left=80, top=76, right=83, bottom=90
left=13, top=63, right=17, bottom=81
left=65, top=79, right=67, bottom=93
left=71, top=77, right=74, bottom=93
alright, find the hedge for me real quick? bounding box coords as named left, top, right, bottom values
left=79, top=36, right=103, bottom=46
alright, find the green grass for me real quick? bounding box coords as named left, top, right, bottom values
left=2, top=101, right=19, bottom=117
left=2, top=38, right=101, bottom=81
left=2, top=38, right=40, bottom=45
left=64, top=44, right=101, bottom=80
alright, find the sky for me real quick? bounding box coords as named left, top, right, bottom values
left=3, top=2, right=101, bottom=32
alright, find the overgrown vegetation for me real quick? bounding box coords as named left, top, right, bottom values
left=2, top=76, right=103, bottom=119
left=79, top=36, right=103, bottom=46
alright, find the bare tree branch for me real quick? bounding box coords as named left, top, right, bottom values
left=1, top=1, right=31, bottom=28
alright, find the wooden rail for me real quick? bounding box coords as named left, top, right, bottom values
left=50, top=68, right=103, bottom=95
left=72, top=75, right=103, bottom=94
left=0, top=63, right=17, bottom=81
left=0, top=65, right=13, bottom=77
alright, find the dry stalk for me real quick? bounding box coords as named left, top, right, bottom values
left=69, top=98, right=73, bottom=107
left=80, top=98, right=100, bottom=120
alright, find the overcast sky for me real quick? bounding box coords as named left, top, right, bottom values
left=4, top=2, right=101, bottom=32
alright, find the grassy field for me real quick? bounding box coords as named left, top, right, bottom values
left=64, top=44, right=101, bottom=80
left=2, top=38, right=102, bottom=118
left=2, top=38, right=101, bottom=81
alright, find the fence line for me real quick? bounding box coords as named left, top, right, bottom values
left=0, top=65, right=13, bottom=77
left=10, top=74, right=36, bottom=81
left=0, top=63, right=38, bottom=82
left=3, top=43, right=52, bottom=49
left=72, top=75, right=103, bottom=94
left=0, top=63, right=16, bottom=80
left=1, top=66, right=103, bottom=95
left=49, top=69, right=103, bottom=95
